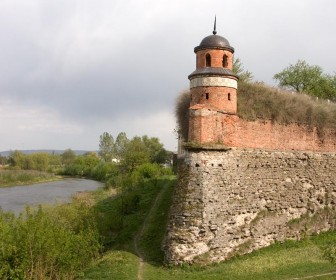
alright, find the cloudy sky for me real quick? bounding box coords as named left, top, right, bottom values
left=0, top=0, right=335, bottom=152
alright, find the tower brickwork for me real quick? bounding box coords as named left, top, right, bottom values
left=188, top=21, right=238, bottom=144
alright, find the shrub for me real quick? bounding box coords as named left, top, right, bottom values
left=175, top=90, right=191, bottom=141
left=0, top=204, right=101, bottom=279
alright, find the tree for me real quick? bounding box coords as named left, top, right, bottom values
left=311, top=74, right=336, bottom=101
left=61, top=149, right=76, bottom=166
left=273, top=60, right=323, bottom=93
left=233, top=57, right=253, bottom=83
left=8, top=150, right=25, bottom=169
left=274, top=60, right=336, bottom=101
left=121, top=137, right=150, bottom=172
left=30, top=153, right=50, bottom=171
left=0, top=155, right=7, bottom=165
left=98, top=132, right=115, bottom=162
left=115, top=132, right=129, bottom=159
left=141, top=135, right=168, bottom=164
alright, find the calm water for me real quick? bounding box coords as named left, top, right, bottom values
left=0, top=179, right=103, bottom=215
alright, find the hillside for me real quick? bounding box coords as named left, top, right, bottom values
left=0, top=149, right=91, bottom=157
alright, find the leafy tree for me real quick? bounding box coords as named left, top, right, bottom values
left=274, top=60, right=336, bottom=101
left=141, top=135, right=167, bottom=164
left=98, top=132, right=115, bottom=162
left=311, top=74, right=336, bottom=101
left=115, top=132, right=129, bottom=159
left=8, top=150, right=25, bottom=169
left=274, top=60, right=323, bottom=93
left=121, top=137, right=150, bottom=172
left=233, top=57, right=253, bottom=83
left=61, top=149, right=76, bottom=166
left=30, top=153, right=50, bottom=171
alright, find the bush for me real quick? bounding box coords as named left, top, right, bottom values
left=175, top=90, right=191, bottom=141
left=0, top=204, right=101, bottom=279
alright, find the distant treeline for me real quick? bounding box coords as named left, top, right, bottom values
left=0, top=132, right=174, bottom=187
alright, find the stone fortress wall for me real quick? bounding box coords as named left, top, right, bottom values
left=165, top=148, right=336, bottom=264
left=164, top=22, right=336, bottom=264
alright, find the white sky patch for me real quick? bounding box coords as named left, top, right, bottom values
left=0, top=100, right=84, bottom=151
left=90, top=110, right=177, bottom=151
left=0, top=101, right=81, bottom=134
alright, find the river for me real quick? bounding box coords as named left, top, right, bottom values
left=0, top=178, right=103, bottom=215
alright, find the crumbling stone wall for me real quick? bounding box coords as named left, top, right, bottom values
left=165, top=148, right=336, bottom=264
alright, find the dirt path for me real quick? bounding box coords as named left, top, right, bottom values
left=291, top=271, right=336, bottom=279
left=133, top=181, right=169, bottom=280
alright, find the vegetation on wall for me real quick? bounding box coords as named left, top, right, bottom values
left=175, top=82, right=336, bottom=142
left=175, top=90, right=191, bottom=141
left=175, top=58, right=336, bottom=140
left=238, top=81, right=336, bottom=131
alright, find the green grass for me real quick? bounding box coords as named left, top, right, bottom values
left=81, top=251, right=138, bottom=280
left=0, top=168, right=61, bottom=188
left=81, top=176, right=336, bottom=280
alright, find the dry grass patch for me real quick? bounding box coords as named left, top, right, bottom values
left=238, top=81, right=336, bottom=131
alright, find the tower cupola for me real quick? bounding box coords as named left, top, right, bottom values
left=187, top=18, right=239, bottom=144
left=188, top=18, right=238, bottom=114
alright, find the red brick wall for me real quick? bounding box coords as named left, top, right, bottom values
left=190, top=86, right=237, bottom=114
left=188, top=111, right=336, bottom=152
left=196, top=49, right=233, bottom=69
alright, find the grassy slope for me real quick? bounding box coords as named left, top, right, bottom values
left=82, top=177, right=336, bottom=280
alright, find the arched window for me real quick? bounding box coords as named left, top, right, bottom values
left=206, top=53, right=211, bottom=67
left=205, top=93, right=209, bottom=100
left=222, top=54, right=228, bottom=67
left=228, top=93, right=231, bottom=101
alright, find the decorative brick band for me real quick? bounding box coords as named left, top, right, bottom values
left=190, top=77, right=238, bottom=89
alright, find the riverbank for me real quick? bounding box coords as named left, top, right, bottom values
left=0, top=178, right=104, bottom=215
left=0, top=169, right=63, bottom=188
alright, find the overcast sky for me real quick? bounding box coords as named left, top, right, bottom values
left=0, top=0, right=335, bottom=152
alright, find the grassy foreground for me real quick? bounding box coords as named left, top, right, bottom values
left=82, top=177, right=336, bottom=280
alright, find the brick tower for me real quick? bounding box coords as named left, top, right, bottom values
left=188, top=18, right=238, bottom=144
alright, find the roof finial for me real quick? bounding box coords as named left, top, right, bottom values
left=213, top=15, right=217, bottom=35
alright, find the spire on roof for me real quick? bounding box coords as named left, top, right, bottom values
left=213, top=15, right=217, bottom=35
